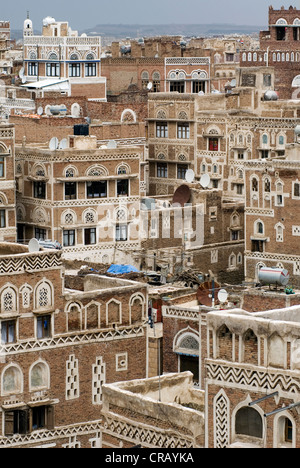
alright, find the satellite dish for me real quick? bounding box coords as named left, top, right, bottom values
left=197, top=280, right=221, bottom=306
left=200, top=173, right=210, bottom=188
left=28, top=238, right=40, bottom=253
left=49, top=137, right=59, bottom=150
left=107, top=140, right=117, bottom=149
left=147, top=82, right=153, bottom=90
left=37, top=106, right=43, bottom=116
left=217, top=289, right=228, bottom=303
left=21, top=76, right=26, bottom=84
left=185, top=169, right=195, bottom=184
left=172, top=185, right=191, bottom=207
left=59, top=138, right=68, bottom=149
left=19, top=67, right=24, bottom=79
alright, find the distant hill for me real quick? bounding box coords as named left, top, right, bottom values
left=11, top=23, right=265, bottom=42
left=83, top=23, right=265, bottom=39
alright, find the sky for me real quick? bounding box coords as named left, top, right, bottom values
left=2, top=0, right=300, bottom=31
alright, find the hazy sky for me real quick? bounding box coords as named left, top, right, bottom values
left=2, top=0, right=300, bottom=31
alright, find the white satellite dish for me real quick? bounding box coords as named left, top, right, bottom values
left=37, top=106, right=43, bottom=116
left=185, top=169, right=195, bottom=183
left=19, top=67, right=24, bottom=79
left=147, top=81, right=153, bottom=90
left=107, top=140, right=117, bottom=149
left=200, top=173, right=210, bottom=188
left=28, top=238, right=40, bottom=253
left=49, top=137, right=59, bottom=151
left=59, top=138, right=68, bottom=150
left=218, top=289, right=228, bottom=303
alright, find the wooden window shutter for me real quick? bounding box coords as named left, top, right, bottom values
left=4, top=411, right=14, bottom=436
left=47, top=406, right=55, bottom=430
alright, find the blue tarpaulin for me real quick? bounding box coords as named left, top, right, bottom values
left=107, top=264, right=139, bottom=275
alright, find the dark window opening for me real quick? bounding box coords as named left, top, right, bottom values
left=236, top=407, right=263, bottom=439
left=63, top=229, right=75, bottom=247
left=157, top=162, right=168, bottom=178
left=116, top=224, right=128, bottom=242
left=65, top=182, right=77, bottom=200
left=170, top=81, right=185, bottom=93
left=251, top=240, right=264, bottom=253
left=117, top=179, right=129, bottom=196
left=276, top=26, right=286, bottom=41
left=84, top=228, right=96, bottom=245
left=5, top=410, right=29, bottom=436
left=1, top=320, right=16, bottom=344
left=33, top=181, right=46, bottom=199
left=37, top=315, right=51, bottom=339
left=156, top=122, right=168, bottom=138
left=86, top=181, right=107, bottom=198
left=177, top=164, right=188, bottom=179
left=192, top=81, right=205, bottom=93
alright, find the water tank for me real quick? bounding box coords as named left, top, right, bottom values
left=263, top=90, right=278, bottom=101
left=258, top=267, right=290, bottom=286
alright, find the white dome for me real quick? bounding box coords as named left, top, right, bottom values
left=43, top=16, right=56, bottom=26
left=24, top=19, right=33, bottom=29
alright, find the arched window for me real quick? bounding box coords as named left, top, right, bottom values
left=2, top=365, right=23, bottom=395
left=256, top=221, right=264, bottom=234
left=106, top=299, right=121, bottom=326
left=20, top=285, right=32, bottom=309
left=30, top=361, right=49, bottom=390
left=174, top=332, right=199, bottom=383
left=243, top=329, right=258, bottom=364
left=252, top=177, right=259, bottom=192
left=1, top=286, right=17, bottom=313
left=130, top=294, right=145, bottom=324
left=217, top=325, right=232, bottom=360
left=262, top=134, right=268, bottom=145
left=67, top=303, right=82, bottom=332
left=85, top=302, right=99, bottom=329
left=83, top=210, right=96, bottom=224
left=277, top=415, right=294, bottom=446
left=236, top=407, right=263, bottom=439
left=35, top=281, right=53, bottom=309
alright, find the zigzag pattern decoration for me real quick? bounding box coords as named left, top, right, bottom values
left=0, top=252, right=62, bottom=274
left=103, top=415, right=194, bottom=448
left=214, top=392, right=230, bottom=449
left=207, top=361, right=300, bottom=396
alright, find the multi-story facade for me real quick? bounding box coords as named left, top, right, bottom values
left=0, top=121, right=16, bottom=242
left=22, top=16, right=105, bottom=99
left=244, top=147, right=300, bottom=287
left=0, top=241, right=148, bottom=448
left=0, top=21, right=12, bottom=76
left=15, top=133, right=146, bottom=266
left=206, top=305, right=300, bottom=448
left=241, top=5, right=300, bottom=99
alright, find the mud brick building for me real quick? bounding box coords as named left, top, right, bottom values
left=0, top=121, right=16, bottom=242
left=206, top=305, right=300, bottom=448
left=241, top=5, right=300, bottom=99
left=101, top=372, right=205, bottom=448
left=244, top=141, right=300, bottom=287
left=22, top=16, right=105, bottom=99
left=0, top=241, right=148, bottom=448
left=15, top=133, right=146, bottom=266
left=103, top=35, right=242, bottom=96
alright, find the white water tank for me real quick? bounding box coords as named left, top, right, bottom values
left=258, top=267, right=290, bottom=286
